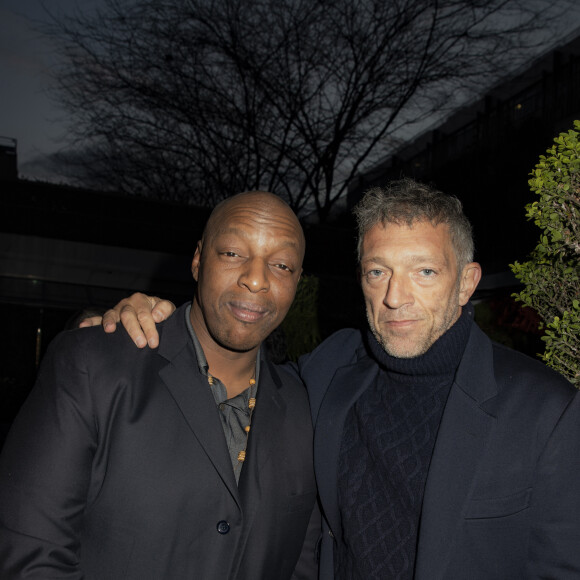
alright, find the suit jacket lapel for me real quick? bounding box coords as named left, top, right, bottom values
left=314, top=354, right=380, bottom=539
left=157, top=305, right=240, bottom=508
left=415, top=324, right=498, bottom=580
left=238, top=358, right=286, bottom=512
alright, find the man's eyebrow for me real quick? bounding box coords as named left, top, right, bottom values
left=361, top=255, right=387, bottom=266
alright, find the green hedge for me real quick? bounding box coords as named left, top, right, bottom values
left=511, top=121, right=580, bottom=386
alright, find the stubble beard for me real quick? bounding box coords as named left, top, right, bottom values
left=367, top=283, right=462, bottom=360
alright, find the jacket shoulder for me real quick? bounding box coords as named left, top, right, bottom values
left=481, top=334, right=577, bottom=431
left=491, top=339, right=573, bottom=396
left=46, top=321, right=162, bottom=366
left=294, top=329, right=368, bottom=412
left=300, top=328, right=366, bottom=370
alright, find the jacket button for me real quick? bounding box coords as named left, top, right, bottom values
left=217, top=520, right=230, bottom=534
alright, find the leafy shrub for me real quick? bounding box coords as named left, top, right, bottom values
left=511, top=121, right=580, bottom=386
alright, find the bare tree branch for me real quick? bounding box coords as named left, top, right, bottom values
left=45, top=0, right=571, bottom=219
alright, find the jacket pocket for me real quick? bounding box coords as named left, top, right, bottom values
left=464, top=487, right=532, bottom=519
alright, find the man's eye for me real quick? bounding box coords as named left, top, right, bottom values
left=420, top=269, right=435, bottom=276
left=366, top=269, right=383, bottom=279
left=222, top=251, right=239, bottom=257
left=274, top=263, right=292, bottom=272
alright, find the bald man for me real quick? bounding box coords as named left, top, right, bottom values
left=0, top=192, right=319, bottom=580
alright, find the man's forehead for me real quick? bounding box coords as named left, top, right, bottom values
left=364, top=219, right=451, bottom=240
left=214, top=224, right=301, bottom=247
left=216, top=193, right=293, bottom=221
left=361, top=220, right=455, bottom=261
left=207, top=200, right=301, bottom=234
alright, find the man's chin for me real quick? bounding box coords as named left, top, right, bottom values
left=215, top=329, right=271, bottom=353
left=219, top=339, right=262, bottom=353
left=384, top=345, right=420, bottom=359
left=376, top=334, right=428, bottom=359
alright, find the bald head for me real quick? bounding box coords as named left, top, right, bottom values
left=190, top=190, right=305, bottom=353
left=203, top=191, right=305, bottom=260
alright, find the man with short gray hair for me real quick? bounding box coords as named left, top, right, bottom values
left=301, top=178, right=580, bottom=579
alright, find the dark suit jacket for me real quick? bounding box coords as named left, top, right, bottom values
left=297, top=322, right=580, bottom=579
left=0, top=304, right=319, bottom=579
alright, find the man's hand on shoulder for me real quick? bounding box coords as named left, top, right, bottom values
left=78, top=292, right=176, bottom=348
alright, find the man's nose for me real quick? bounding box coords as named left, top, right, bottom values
left=383, top=274, right=412, bottom=309
left=239, top=258, right=270, bottom=292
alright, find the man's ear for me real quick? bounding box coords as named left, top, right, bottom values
left=191, top=241, right=203, bottom=282
left=458, top=262, right=482, bottom=306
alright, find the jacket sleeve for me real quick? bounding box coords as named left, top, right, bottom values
left=0, top=331, right=96, bottom=579
left=527, top=388, right=580, bottom=578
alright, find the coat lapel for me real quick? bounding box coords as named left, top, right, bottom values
left=157, top=305, right=240, bottom=508
left=231, top=358, right=289, bottom=575
left=415, top=324, right=498, bottom=580
left=314, top=354, right=380, bottom=539
left=238, top=358, right=286, bottom=515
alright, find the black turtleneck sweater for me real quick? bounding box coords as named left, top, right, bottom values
left=335, top=304, right=474, bottom=580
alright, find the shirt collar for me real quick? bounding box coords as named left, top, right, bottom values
left=184, top=302, right=261, bottom=385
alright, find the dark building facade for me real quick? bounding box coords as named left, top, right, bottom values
left=0, top=177, right=212, bottom=437
left=348, top=30, right=580, bottom=275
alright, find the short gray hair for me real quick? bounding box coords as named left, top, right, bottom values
left=353, top=178, right=474, bottom=269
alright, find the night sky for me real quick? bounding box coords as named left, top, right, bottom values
left=1, top=0, right=579, bottom=182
